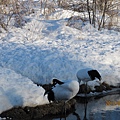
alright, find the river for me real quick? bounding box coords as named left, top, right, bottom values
left=52, top=94, right=120, bottom=120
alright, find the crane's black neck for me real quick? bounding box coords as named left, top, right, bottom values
left=52, top=79, right=64, bottom=86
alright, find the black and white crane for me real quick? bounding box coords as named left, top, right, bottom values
left=76, top=68, right=102, bottom=120
left=44, top=79, right=79, bottom=119
left=76, top=68, right=102, bottom=83
left=44, top=79, right=79, bottom=102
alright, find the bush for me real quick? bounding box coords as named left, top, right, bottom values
left=0, top=0, right=35, bottom=30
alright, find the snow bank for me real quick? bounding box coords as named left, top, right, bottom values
left=0, top=66, right=49, bottom=114
left=0, top=16, right=119, bottom=85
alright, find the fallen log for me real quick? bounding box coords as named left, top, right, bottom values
left=0, top=99, right=76, bottom=120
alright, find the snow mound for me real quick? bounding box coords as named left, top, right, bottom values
left=0, top=66, right=49, bottom=114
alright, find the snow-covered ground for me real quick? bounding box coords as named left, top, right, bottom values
left=0, top=2, right=120, bottom=115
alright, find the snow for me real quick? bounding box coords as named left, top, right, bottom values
left=0, top=66, right=49, bottom=114
left=87, top=79, right=101, bottom=91
left=79, top=78, right=102, bottom=91
left=0, top=2, right=120, bottom=114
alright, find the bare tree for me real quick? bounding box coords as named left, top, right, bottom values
left=86, top=0, right=120, bottom=30
left=97, top=0, right=120, bottom=30
left=87, top=0, right=91, bottom=24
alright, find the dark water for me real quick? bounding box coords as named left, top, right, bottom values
left=53, top=94, right=120, bottom=120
